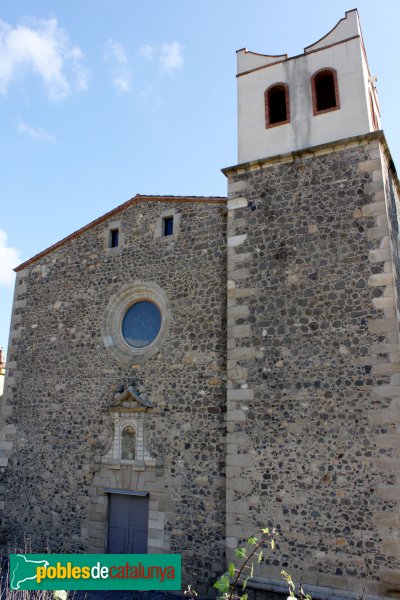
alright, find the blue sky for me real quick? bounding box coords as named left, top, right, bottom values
left=1, top=1, right=400, bottom=352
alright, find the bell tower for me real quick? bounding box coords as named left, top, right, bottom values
left=237, top=9, right=380, bottom=164
left=224, top=10, right=400, bottom=599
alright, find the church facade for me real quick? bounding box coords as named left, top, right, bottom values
left=2, top=10, right=400, bottom=599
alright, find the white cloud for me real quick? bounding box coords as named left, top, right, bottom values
left=159, top=41, right=184, bottom=73
left=0, top=17, right=90, bottom=100
left=112, top=75, right=131, bottom=93
left=0, top=230, right=22, bottom=287
left=17, top=120, right=56, bottom=143
left=104, top=39, right=132, bottom=94
left=138, top=45, right=154, bottom=61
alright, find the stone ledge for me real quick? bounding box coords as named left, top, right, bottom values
left=222, top=131, right=388, bottom=177
left=244, top=574, right=397, bottom=600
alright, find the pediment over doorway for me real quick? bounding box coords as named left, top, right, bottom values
left=109, top=381, right=154, bottom=413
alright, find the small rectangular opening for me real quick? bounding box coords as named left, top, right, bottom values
left=163, top=217, right=174, bottom=237
left=109, top=229, right=119, bottom=248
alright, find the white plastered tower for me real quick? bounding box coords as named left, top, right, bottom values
left=237, top=9, right=380, bottom=164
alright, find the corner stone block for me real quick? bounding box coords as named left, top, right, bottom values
left=367, top=226, right=389, bottom=240
left=374, top=434, right=400, bottom=448
left=364, top=180, right=384, bottom=194
left=368, top=319, right=397, bottom=334
left=369, top=408, right=400, bottom=424
left=229, top=251, right=252, bottom=264
left=227, top=234, right=247, bottom=248
left=226, top=409, right=246, bottom=422
left=374, top=512, right=399, bottom=528
left=227, top=389, right=253, bottom=400
left=148, top=538, right=163, bottom=549
left=376, top=485, right=400, bottom=500
left=228, top=180, right=247, bottom=195
left=373, top=296, right=395, bottom=309
left=369, top=247, right=392, bottom=263
left=368, top=272, right=393, bottom=287
left=373, top=362, right=400, bottom=376
left=362, top=202, right=386, bottom=217
left=230, top=324, right=252, bottom=338
left=228, top=268, right=250, bottom=280
left=373, top=385, right=400, bottom=398
left=228, top=347, right=255, bottom=361
left=358, top=159, right=382, bottom=172
left=379, top=569, right=400, bottom=584
left=227, top=197, right=248, bottom=210
left=227, top=304, right=250, bottom=318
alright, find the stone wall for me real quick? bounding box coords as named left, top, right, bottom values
left=224, top=133, right=400, bottom=598
left=3, top=132, right=400, bottom=598
left=0, top=197, right=227, bottom=591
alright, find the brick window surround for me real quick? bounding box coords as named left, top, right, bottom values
left=264, top=82, right=290, bottom=128
left=311, top=68, right=340, bottom=115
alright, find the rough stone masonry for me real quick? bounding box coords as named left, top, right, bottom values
left=0, top=197, right=227, bottom=591
left=224, top=134, right=400, bottom=598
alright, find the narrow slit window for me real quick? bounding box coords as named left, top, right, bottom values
left=265, top=83, right=290, bottom=128
left=163, top=216, right=174, bottom=237
left=109, top=228, right=119, bottom=248
left=312, top=69, right=339, bottom=114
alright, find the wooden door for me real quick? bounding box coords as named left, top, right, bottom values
left=107, top=493, right=149, bottom=553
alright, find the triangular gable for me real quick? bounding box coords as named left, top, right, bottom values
left=15, top=194, right=226, bottom=272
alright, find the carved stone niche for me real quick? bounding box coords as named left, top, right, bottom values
left=101, top=382, right=156, bottom=471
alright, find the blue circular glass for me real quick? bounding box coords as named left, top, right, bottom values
left=121, top=301, right=162, bottom=348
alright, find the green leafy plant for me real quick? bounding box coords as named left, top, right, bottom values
left=213, top=527, right=276, bottom=600
left=281, top=569, right=312, bottom=600
left=184, top=528, right=312, bottom=600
